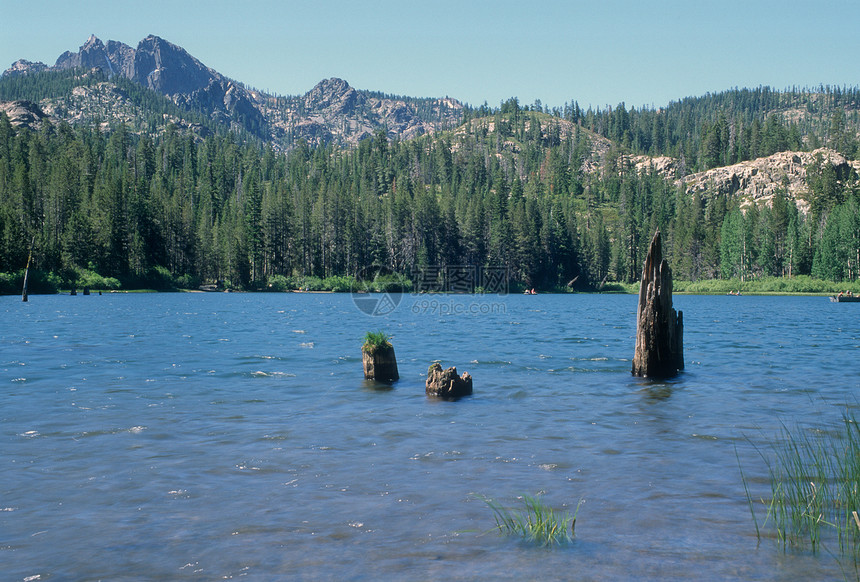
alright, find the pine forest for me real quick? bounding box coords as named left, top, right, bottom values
left=1, top=71, right=860, bottom=294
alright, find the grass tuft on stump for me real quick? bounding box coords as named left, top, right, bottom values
left=362, top=330, right=392, bottom=354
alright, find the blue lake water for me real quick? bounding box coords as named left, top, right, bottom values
left=2, top=292, right=859, bottom=580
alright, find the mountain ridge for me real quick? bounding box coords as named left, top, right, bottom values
left=2, top=35, right=464, bottom=148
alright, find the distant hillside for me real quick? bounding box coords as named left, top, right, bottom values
left=0, top=67, right=224, bottom=138
left=574, top=86, right=860, bottom=172
left=4, top=36, right=860, bottom=165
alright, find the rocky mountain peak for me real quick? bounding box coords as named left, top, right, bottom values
left=54, top=35, right=134, bottom=78
left=311, top=77, right=352, bottom=95
left=132, top=35, right=215, bottom=96
left=2, top=35, right=463, bottom=149
left=304, top=78, right=360, bottom=114
left=3, top=60, right=48, bottom=78
left=82, top=34, right=103, bottom=52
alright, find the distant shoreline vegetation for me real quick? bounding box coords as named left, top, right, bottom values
left=3, top=270, right=859, bottom=296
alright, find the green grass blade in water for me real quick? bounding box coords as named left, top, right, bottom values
left=481, top=494, right=580, bottom=547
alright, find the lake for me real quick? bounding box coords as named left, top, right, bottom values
left=2, top=292, right=858, bottom=580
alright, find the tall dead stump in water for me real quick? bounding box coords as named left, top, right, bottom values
left=362, top=332, right=399, bottom=382
left=632, top=230, right=684, bottom=378
left=362, top=345, right=399, bottom=382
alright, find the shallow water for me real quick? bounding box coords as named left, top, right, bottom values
left=2, top=292, right=859, bottom=580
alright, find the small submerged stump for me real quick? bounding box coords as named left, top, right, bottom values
left=632, top=230, right=684, bottom=378
left=426, top=363, right=473, bottom=398
left=362, top=344, right=399, bottom=382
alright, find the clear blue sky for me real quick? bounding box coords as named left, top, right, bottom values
left=2, top=0, right=858, bottom=110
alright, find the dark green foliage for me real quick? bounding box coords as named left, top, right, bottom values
left=0, top=269, right=61, bottom=294
left=1, top=84, right=859, bottom=292
left=574, top=85, right=860, bottom=169
left=0, top=68, right=100, bottom=102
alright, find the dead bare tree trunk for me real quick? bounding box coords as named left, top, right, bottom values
left=632, top=231, right=684, bottom=378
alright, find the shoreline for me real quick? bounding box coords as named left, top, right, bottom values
left=5, top=289, right=847, bottom=298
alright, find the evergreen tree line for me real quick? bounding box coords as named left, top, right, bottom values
left=1, top=105, right=859, bottom=293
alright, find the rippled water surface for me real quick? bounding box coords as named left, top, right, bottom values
left=2, top=292, right=859, bottom=580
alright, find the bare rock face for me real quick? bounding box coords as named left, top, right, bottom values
left=130, top=36, right=268, bottom=137
left=628, top=155, right=679, bottom=178
left=3, top=59, right=49, bottom=78
left=426, top=363, right=473, bottom=398
left=304, top=78, right=359, bottom=115
left=632, top=231, right=684, bottom=378
left=130, top=35, right=216, bottom=96
left=49, top=35, right=230, bottom=100
left=289, top=77, right=463, bottom=146
left=55, top=35, right=135, bottom=78
left=620, top=148, right=860, bottom=215
left=679, top=148, right=858, bottom=213
left=0, top=100, right=47, bottom=129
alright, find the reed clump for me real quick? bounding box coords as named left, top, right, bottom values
left=481, top=494, right=581, bottom=547
left=745, top=414, right=860, bottom=561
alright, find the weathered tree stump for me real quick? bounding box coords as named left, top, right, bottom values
left=362, top=344, right=399, bottom=382
left=426, top=363, right=473, bottom=398
left=632, top=230, right=684, bottom=378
